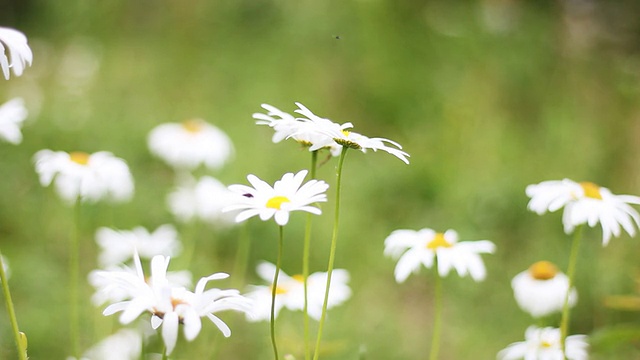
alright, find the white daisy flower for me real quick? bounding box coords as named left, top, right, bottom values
left=80, top=328, right=142, bottom=360
left=245, top=262, right=351, bottom=321
left=384, top=228, right=495, bottom=283
left=526, top=179, right=640, bottom=245
left=167, top=175, right=237, bottom=225
left=147, top=119, right=234, bottom=171
left=224, top=170, right=329, bottom=226
left=101, top=253, right=251, bottom=355
left=0, top=97, right=28, bottom=145
left=33, top=150, right=134, bottom=204
left=95, top=224, right=182, bottom=267
left=294, top=102, right=410, bottom=164
left=0, top=27, right=33, bottom=80
left=512, top=261, right=577, bottom=318
left=497, top=326, right=588, bottom=360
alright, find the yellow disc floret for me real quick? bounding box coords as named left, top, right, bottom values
left=69, top=151, right=90, bottom=165
left=182, top=119, right=204, bottom=133
left=427, top=233, right=453, bottom=250
left=528, top=261, right=558, bottom=280
left=266, top=196, right=291, bottom=210
left=579, top=181, right=602, bottom=200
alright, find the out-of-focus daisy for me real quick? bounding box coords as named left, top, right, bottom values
left=224, top=170, right=329, bottom=226
left=95, top=225, right=182, bottom=267
left=384, top=228, right=495, bottom=283
left=245, top=262, right=351, bottom=321
left=526, top=179, right=640, bottom=245
left=0, top=97, right=27, bottom=145
left=33, top=150, right=134, bottom=204
left=0, top=27, right=32, bottom=80
left=294, top=102, right=410, bottom=164
left=497, top=326, right=588, bottom=360
left=147, top=119, right=234, bottom=171
left=79, top=328, right=142, bottom=360
left=253, top=103, right=343, bottom=156
left=167, top=175, right=237, bottom=225
left=512, top=261, right=577, bottom=318
left=101, top=253, right=250, bottom=355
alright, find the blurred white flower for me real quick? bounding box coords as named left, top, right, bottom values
left=0, top=27, right=32, bottom=80
left=245, top=262, right=351, bottom=321
left=101, top=253, right=250, bottom=355
left=95, top=224, right=182, bottom=267
left=0, top=97, right=27, bottom=144
left=497, top=326, right=588, bottom=360
left=224, top=170, right=329, bottom=226
left=512, top=261, right=577, bottom=318
left=33, top=150, right=134, bottom=204
left=81, top=328, right=142, bottom=360
left=167, top=175, right=237, bottom=225
left=526, top=179, right=640, bottom=245
left=384, top=228, right=495, bottom=283
left=147, top=119, right=234, bottom=171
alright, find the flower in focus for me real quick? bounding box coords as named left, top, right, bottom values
left=511, top=261, right=577, bottom=318
left=0, top=27, right=33, bottom=80
left=79, top=328, right=142, bottom=360
left=100, top=253, right=251, bottom=355
left=224, top=170, right=329, bottom=226
left=526, top=179, right=640, bottom=245
left=167, top=175, right=237, bottom=226
left=33, top=150, right=134, bottom=204
left=95, top=224, right=182, bottom=267
left=245, top=262, right=351, bottom=321
left=147, top=119, right=234, bottom=171
left=384, top=228, right=495, bottom=283
left=497, top=326, right=588, bottom=360
left=0, top=97, right=28, bottom=145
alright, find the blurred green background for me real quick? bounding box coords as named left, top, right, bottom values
left=3, top=0, right=640, bottom=358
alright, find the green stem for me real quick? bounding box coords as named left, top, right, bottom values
left=303, top=150, right=318, bottom=360
left=162, top=345, right=168, bottom=360
left=429, top=259, right=443, bottom=360
left=560, top=225, right=583, bottom=359
left=313, top=147, right=348, bottom=360
left=270, top=226, right=284, bottom=360
left=0, top=251, right=27, bottom=360
left=70, top=199, right=81, bottom=358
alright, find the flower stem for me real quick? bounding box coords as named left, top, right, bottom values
left=70, top=199, right=81, bottom=358
left=303, top=150, right=318, bottom=360
left=161, top=345, right=168, bottom=360
left=0, top=250, right=27, bottom=360
left=560, top=225, right=583, bottom=359
left=429, top=259, right=443, bottom=360
left=313, top=147, right=348, bottom=360
left=270, top=225, right=284, bottom=360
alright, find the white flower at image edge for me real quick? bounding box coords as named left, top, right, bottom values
left=95, top=224, right=182, bottom=267
left=224, top=169, right=329, bottom=226
left=33, top=150, right=134, bottom=204
left=0, top=97, right=28, bottom=145
left=511, top=261, right=577, bottom=318
left=147, top=119, right=234, bottom=170
left=101, top=253, right=251, bottom=355
left=245, top=262, right=351, bottom=321
left=526, top=179, right=640, bottom=245
left=0, top=27, right=33, bottom=80
left=384, top=228, right=495, bottom=283
left=497, top=326, right=588, bottom=360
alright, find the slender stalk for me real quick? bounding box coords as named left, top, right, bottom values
left=560, top=225, right=583, bottom=358
left=303, top=150, right=318, bottom=360
left=0, top=251, right=27, bottom=360
left=70, top=199, right=82, bottom=358
left=161, top=345, right=168, bottom=360
left=429, top=259, right=443, bottom=360
left=313, top=147, right=348, bottom=360
left=270, top=225, right=284, bottom=360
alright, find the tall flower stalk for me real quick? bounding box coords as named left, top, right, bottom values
left=70, top=199, right=82, bottom=358
left=0, top=251, right=27, bottom=360
left=560, top=225, right=583, bottom=358
left=429, top=258, right=443, bottom=360
left=313, top=147, right=348, bottom=360
left=270, top=226, right=284, bottom=360
left=302, top=150, right=318, bottom=360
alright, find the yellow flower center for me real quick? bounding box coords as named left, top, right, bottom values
left=171, top=297, right=187, bottom=310
left=273, top=275, right=304, bottom=295
left=426, top=233, right=452, bottom=250
left=579, top=181, right=602, bottom=200
left=528, top=261, right=558, bottom=280
left=541, top=340, right=553, bottom=348
left=292, top=274, right=305, bottom=283
left=69, top=151, right=90, bottom=165
left=266, top=196, right=290, bottom=210
left=182, top=119, right=203, bottom=133
left=341, top=130, right=351, bottom=137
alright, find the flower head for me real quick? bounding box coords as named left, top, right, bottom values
left=224, top=170, right=329, bottom=226
left=147, top=119, right=234, bottom=171
left=497, top=326, right=588, bottom=360
left=526, top=179, right=640, bottom=245
left=167, top=175, right=237, bottom=225
left=511, top=261, right=577, bottom=318
left=0, top=27, right=32, bottom=80
left=95, top=225, right=182, bottom=267
left=384, top=228, right=495, bottom=283
left=0, top=97, right=28, bottom=145
left=245, top=262, right=351, bottom=321
left=33, top=150, right=134, bottom=204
